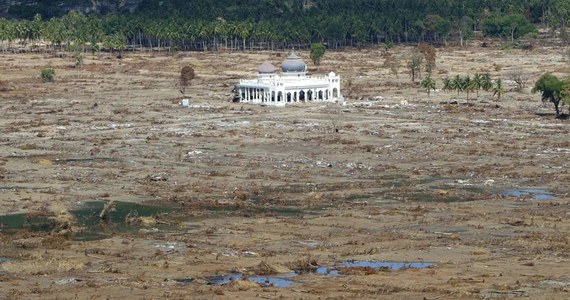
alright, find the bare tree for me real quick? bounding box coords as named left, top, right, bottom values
left=506, top=68, right=530, bottom=91
left=179, top=65, right=195, bottom=98
left=383, top=52, right=401, bottom=86
left=407, top=50, right=424, bottom=83
left=418, top=44, right=436, bottom=76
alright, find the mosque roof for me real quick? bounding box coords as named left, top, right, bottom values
left=281, top=53, right=306, bottom=73
left=258, top=61, right=277, bottom=74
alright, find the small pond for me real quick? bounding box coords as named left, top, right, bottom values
left=500, top=189, right=556, bottom=200
left=206, top=260, right=434, bottom=287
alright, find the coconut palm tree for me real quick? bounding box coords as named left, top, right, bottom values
left=452, top=75, right=464, bottom=97
left=421, top=76, right=436, bottom=96
left=463, top=75, right=475, bottom=100
left=442, top=76, right=453, bottom=93
left=493, top=78, right=505, bottom=101
left=481, top=73, right=493, bottom=94
left=472, top=73, right=483, bottom=98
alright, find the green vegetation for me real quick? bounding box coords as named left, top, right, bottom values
left=0, top=0, right=567, bottom=53
left=493, top=79, right=505, bottom=101
left=420, top=76, right=436, bottom=96
left=532, top=73, right=566, bottom=117
left=442, top=72, right=500, bottom=101
left=483, top=14, right=538, bottom=41
left=310, top=43, right=326, bottom=68
left=41, top=68, right=55, bottom=81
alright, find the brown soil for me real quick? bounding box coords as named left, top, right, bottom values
left=0, top=46, right=569, bottom=299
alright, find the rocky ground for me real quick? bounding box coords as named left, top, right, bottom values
left=0, top=46, right=569, bottom=299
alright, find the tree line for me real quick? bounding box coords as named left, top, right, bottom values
left=1, top=0, right=569, bottom=53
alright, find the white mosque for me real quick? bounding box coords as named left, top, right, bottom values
left=234, top=53, right=342, bottom=105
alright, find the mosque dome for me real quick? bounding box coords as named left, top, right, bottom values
left=281, top=53, right=306, bottom=73
left=258, top=61, right=277, bottom=74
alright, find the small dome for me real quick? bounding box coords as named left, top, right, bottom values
left=258, top=61, right=276, bottom=74
left=281, top=53, right=306, bottom=73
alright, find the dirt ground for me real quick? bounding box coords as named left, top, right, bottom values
left=0, top=45, right=569, bottom=299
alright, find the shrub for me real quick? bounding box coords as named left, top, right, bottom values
left=41, top=68, right=55, bottom=82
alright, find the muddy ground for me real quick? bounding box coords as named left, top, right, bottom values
left=0, top=46, right=569, bottom=299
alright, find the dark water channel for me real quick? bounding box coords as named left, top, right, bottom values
left=0, top=201, right=178, bottom=241
left=0, top=200, right=329, bottom=241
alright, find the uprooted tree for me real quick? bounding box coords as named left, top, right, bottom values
left=179, top=65, right=195, bottom=98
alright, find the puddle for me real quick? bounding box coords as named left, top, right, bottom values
left=207, top=273, right=243, bottom=285
left=207, top=272, right=296, bottom=287
left=500, top=189, right=555, bottom=200
left=208, top=261, right=433, bottom=287
left=247, top=275, right=296, bottom=287
left=316, top=261, right=434, bottom=275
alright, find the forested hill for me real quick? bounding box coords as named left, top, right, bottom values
left=0, top=0, right=142, bottom=18
left=1, top=0, right=565, bottom=24
left=0, top=0, right=568, bottom=51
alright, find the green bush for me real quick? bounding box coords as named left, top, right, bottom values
left=41, top=68, right=55, bottom=82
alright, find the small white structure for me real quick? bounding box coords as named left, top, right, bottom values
left=234, top=53, right=341, bottom=105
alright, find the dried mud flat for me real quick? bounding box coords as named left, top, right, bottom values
left=0, top=46, right=569, bottom=299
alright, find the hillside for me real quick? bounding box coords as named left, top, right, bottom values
left=0, top=0, right=142, bottom=18
left=0, top=0, right=567, bottom=51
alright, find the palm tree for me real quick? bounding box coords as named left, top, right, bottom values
left=481, top=73, right=493, bottom=94
left=421, top=76, right=436, bottom=96
left=452, top=75, right=464, bottom=97
left=0, top=18, right=15, bottom=53
left=472, top=73, right=483, bottom=98
left=463, top=75, right=475, bottom=100
left=442, top=77, right=453, bottom=93
left=45, top=18, right=65, bottom=51
left=493, top=78, right=505, bottom=101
